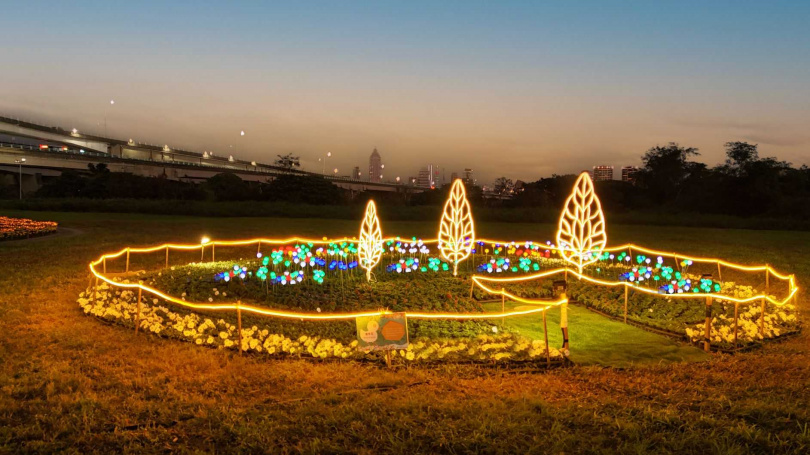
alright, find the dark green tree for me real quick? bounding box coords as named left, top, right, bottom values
left=274, top=153, right=301, bottom=170
left=636, top=142, right=700, bottom=203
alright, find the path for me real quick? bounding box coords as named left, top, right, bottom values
left=483, top=301, right=708, bottom=367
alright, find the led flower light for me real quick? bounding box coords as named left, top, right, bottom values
left=358, top=200, right=384, bottom=281
left=556, top=172, right=607, bottom=273
left=438, top=179, right=475, bottom=276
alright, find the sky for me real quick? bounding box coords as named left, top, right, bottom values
left=1, top=1, right=808, bottom=184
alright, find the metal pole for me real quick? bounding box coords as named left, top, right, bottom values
left=212, top=244, right=216, bottom=263
left=624, top=286, right=628, bottom=324
left=760, top=297, right=766, bottom=337
left=18, top=162, right=22, bottom=200
left=733, top=302, right=739, bottom=347
left=125, top=248, right=130, bottom=273
left=165, top=246, right=169, bottom=268
left=237, top=302, right=242, bottom=356
left=543, top=310, right=550, bottom=367
left=501, top=289, right=505, bottom=324
left=765, top=265, right=770, bottom=294
left=704, top=296, right=712, bottom=352
left=136, top=287, right=142, bottom=334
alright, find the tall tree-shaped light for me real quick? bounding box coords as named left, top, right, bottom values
left=556, top=172, right=607, bottom=274
left=439, top=179, right=475, bottom=276
left=358, top=200, right=384, bottom=281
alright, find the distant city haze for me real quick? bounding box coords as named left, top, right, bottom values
left=1, top=1, right=808, bottom=183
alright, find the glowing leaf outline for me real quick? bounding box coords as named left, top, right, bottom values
left=439, top=179, right=475, bottom=276
left=555, top=172, right=607, bottom=273
left=358, top=200, right=383, bottom=281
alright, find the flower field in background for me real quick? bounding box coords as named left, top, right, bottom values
left=0, top=216, right=57, bottom=241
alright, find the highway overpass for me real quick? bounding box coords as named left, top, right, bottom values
left=0, top=116, right=424, bottom=195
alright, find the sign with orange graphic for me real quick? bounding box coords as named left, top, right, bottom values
left=356, top=313, right=408, bottom=351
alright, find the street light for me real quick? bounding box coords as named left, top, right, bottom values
left=319, top=152, right=332, bottom=175
left=14, top=158, right=25, bottom=200
left=105, top=100, right=115, bottom=137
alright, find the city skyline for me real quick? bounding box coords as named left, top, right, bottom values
left=1, top=1, right=809, bottom=183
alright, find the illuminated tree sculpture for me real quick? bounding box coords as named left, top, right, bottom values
left=556, top=172, right=607, bottom=273
left=439, top=179, right=475, bottom=276
left=358, top=200, right=384, bottom=281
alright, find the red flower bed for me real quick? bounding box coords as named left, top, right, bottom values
left=0, top=216, right=58, bottom=241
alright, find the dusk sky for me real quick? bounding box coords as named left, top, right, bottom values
left=2, top=1, right=808, bottom=183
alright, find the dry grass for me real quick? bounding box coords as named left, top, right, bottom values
left=1, top=211, right=809, bottom=454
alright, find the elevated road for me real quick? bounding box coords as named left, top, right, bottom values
left=0, top=116, right=422, bottom=194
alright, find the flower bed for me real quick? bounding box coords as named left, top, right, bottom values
left=82, top=174, right=800, bottom=363
left=566, top=279, right=800, bottom=348
left=78, top=281, right=563, bottom=364
left=0, top=216, right=57, bottom=241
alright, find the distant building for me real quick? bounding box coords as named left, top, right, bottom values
left=621, top=166, right=639, bottom=183
left=450, top=172, right=458, bottom=182
left=463, top=168, right=474, bottom=184
left=352, top=166, right=361, bottom=180
left=592, top=165, right=614, bottom=182
left=415, top=165, right=440, bottom=188
left=368, top=148, right=382, bottom=183
left=408, top=176, right=417, bottom=186
left=417, top=167, right=431, bottom=188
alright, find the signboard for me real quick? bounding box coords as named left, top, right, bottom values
left=356, top=313, right=409, bottom=351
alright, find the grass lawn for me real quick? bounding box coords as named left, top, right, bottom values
left=1, top=210, right=809, bottom=453
left=484, top=302, right=709, bottom=367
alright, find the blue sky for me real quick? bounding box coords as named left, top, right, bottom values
left=1, top=1, right=808, bottom=182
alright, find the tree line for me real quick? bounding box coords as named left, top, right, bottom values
left=2, top=141, right=808, bottom=220
left=508, top=142, right=810, bottom=220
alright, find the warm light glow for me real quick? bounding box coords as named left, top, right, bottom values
left=358, top=200, right=383, bottom=281
left=472, top=267, right=799, bottom=307
left=86, top=236, right=797, bottom=326
left=556, top=172, right=607, bottom=273
left=439, top=179, right=475, bottom=276
left=86, top=174, right=799, bottom=331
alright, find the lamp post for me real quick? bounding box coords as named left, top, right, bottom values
left=14, top=158, right=25, bottom=199
left=319, top=152, right=332, bottom=175
left=105, top=99, right=114, bottom=137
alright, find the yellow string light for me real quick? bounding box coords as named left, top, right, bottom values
left=439, top=179, right=475, bottom=276
left=556, top=172, right=607, bottom=273
left=358, top=200, right=384, bottom=281
left=472, top=268, right=798, bottom=307
left=88, top=258, right=565, bottom=320
left=87, top=172, right=798, bottom=323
